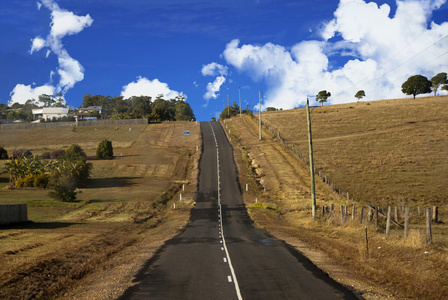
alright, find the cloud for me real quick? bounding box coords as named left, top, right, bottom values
left=204, top=76, right=226, bottom=102
left=201, top=62, right=228, bottom=76
left=10, top=0, right=93, bottom=104
left=30, top=37, right=46, bottom=54
left=121, top=76, right=184, bottom=100
left=9, top=84, right=55, bottom=106
left=50, top=9, right=93, bottom=38
left=219, top=0, right=448, bottom=110
left=201, top=62, right=228, bottom=104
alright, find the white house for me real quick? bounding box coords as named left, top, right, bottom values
left=32, top=107, right=69, bottom=121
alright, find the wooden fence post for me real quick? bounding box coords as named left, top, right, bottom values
left=352, top=203, right=357, bottom=221
left=426, top=207, right=432, bottom=245
left=404, top=207, right=410, bottom=240
left=386, top=206, right=392, bottom=237
left=367, top=208, right=372, bottom=222
left=394, top=206, right=399, bottom=223
left=344, top=206, right=348, bottom=222
left=359, top=206, right=364, bottom=224
left=340, top=205, right=344, bottom=223
left=322, top=205, right=326, bottom=217
left=417, top=206, right=421, bottom=216
left=330, top=204, right=334, bottom=216
left=432, top=206, right=438, bottom=223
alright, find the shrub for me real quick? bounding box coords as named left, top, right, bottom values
left=34, top=173, right=49, bottom=189
left=0, top=146, right=8, bottom=159
left=23, top=174, right=36, bottom=187
left=96, top=139, right=113, bottom=159
left=12, top=149, right=32, bottom=158
left=61, top=144, right=87, bottom=161
left=48, top=174, right=77, bottom=202
left=50, top=149, right=65, bottom=159
left=15, top=177, right=25, bottom=188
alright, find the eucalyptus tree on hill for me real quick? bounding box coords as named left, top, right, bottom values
left=431, top=72, right=447, bottom=96
left=316, top=90, right=331, bottom=107
left=401, top=75, right=432, bottom=99
left=355, top=90, right=366, bottom=103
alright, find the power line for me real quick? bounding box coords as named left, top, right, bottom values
left=334, top=32, right=448, bottom=98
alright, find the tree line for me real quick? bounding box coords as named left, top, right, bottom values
left=81, top=94, right=195, bottom=121
left=315, top=72, right=448, bottom=106
left=1, top=94, right=195, bottom=122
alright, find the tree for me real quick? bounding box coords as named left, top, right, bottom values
left=431, top=72, right=448, bottom=96
left=219, top=102, right=240, bottom=120
left=38, top=94, right=56, bottom=107
left=174, top=101, right=195, bottom=121
left=96, top=139, right=113, bottom=159
left=442, top=85, right=448, bottom=92
left=401, top=75, right=432, bottom=99
left=316, top=90, right=331, bottom=107
left=355, top=90, right=366, bottom=103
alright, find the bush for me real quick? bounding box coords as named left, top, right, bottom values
left=23, top=174, right=36, bottom=187
left=34, top=173, right=49, bottom=189
left=15, top=177, right=25, bottom=188
left=48, top=174, right=77, bottom=202
left=50, top=149, right=65, bottom=159
left=96, top=139, right=113, bottom=159
left=61, top=144, right=87, bottom=161
left=15, top=175, right=36, bottom=188
left=0, top=146, right=8, bottom=159
left=13, top=149, right=32, bottom=158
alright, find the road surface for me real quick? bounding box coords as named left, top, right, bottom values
left=119, top=121, right=359, bottom=299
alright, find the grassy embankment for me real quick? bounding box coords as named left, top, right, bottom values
left=0, top=121, right=200, bottom=299
left=224, top=95, right=448, bottom=299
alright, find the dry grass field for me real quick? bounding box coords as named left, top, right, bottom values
left=0, top=121, right=200, bottom=299
left=224, top=96, right=448, bottom=299
left=260, top=95, right=448, bottom=207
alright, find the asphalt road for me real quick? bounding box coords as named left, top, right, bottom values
left=119, top=121, right=360, bottom=300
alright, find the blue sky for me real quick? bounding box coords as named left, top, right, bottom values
left=1, top=0, right=447, bottom=121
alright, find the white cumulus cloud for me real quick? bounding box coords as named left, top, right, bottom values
left=219, top=0, right=448, bottom=110
left=201, top=62, right=228, bottom=104
left=121, top=77, right=184, bottom=100
left=30, top=37, right=46, bottom=54
left=202, top=62, right=228, bottom=76
left=10, top=0, right=93, bottom=104
left=9, top=84, right=55, bottom=106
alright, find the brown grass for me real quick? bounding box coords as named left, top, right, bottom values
left=0, top=121, right=201, bottom=299
left=224, top=97, right=448, bottom=299
left=259, top=95, right=448, bottom=208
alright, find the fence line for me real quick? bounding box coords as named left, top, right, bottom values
left=251, top=115, right=439, bottom=244
left=0, top=118, right=148, bottom=130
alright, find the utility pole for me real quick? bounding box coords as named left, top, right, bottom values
left=306, top=97, right=316, bottom=219
left=259, top=90, right=262, bottom=141
left=239, top=86, right=242, bottom=117
left=227, top=94, right=230, bottom=118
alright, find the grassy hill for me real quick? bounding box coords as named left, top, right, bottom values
left=258, top=95, right=448, bottom=207
left=0, top=122, right=200, bottom=299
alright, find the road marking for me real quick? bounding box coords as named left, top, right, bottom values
left=209, top=122, right=243, bottom=300
left=223, top=257, right=227, bottom=263
left=221, top=247, right=224, bottom=251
